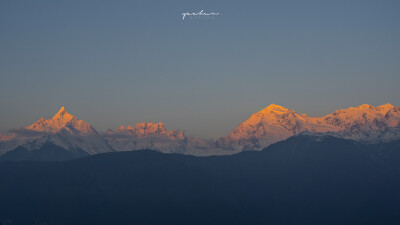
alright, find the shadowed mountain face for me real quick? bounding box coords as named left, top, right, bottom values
left=0, top=142, right=88, bottom=162
left=1, top=135, right=400, bottom=225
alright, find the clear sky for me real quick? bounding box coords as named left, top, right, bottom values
left=1, top=0, right=399, bottom=139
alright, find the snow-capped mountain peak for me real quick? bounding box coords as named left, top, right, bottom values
left=52, top=106, right=73, bottom=120
left=261, top=104, right=291, bottom=112
left=108, top=122, right=185, bottom=139
left=26, top=107, right=97, bottom=135
left=105, top=122, right=220, bottom=155
left=0, top=107, right=112, bottom=156
left=217, top=103, right=400, bottom=151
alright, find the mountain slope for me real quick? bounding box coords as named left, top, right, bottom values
left=0, top=142, right=88, bottom=162
left=1, top=136, right=399, bottom=225
left=218, top=103, right=400, bottom=151
left=26, top=106, right=98, bottom=135
left=0, top=107, right=112, bottom=160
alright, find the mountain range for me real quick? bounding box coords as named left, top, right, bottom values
left=2, top=104, right=400, bottom=224
left=104, top=122, right=216, bottom=155
left=217, top=103, right=400, bottom=151
left=1, top=103, right=400, bottom=161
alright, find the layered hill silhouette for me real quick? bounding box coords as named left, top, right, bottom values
left=1, top=135, right=400, bottom=225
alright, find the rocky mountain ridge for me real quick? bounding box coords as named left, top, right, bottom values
left=217, top=103, right=400, bottom=151
left=1, top=103, right=400, bottom=158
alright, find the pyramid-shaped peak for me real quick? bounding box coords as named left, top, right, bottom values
left=52, top=106, right=74, bottom=120
left=24, top=107, right=96, bottom=135
left=56, top=106, right=67, bottom=115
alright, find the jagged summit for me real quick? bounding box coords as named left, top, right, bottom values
left=57, top=106, right=67, bottom=114
left=109, top=122, right=184, bottom=139
left=340, top=103, right=393, bottom=110
left=330, top=103, right=396, bottom=119
left=105, top=122, right=216, bottom=155
left=53, top=106, right=72, bottom=119
left=50, top=106, right=75, bottom=125
left=0, top=107, right=111, bottom=155
left=218, top=103, right=400, bottom=151
left=26, top=106, right=97, bottom=135
left=355, top=104, right=372, bottom=109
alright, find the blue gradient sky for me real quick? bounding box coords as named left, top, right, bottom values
left=1, top=0, right=399, bottom=138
